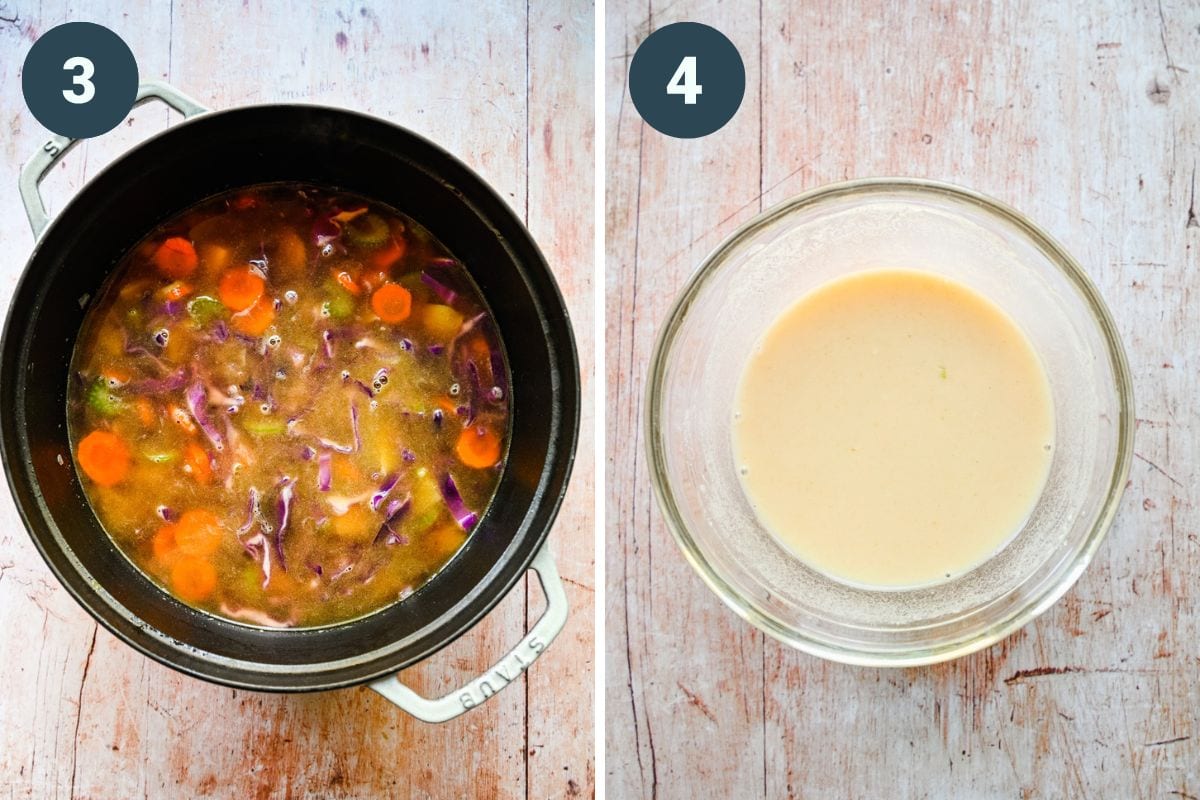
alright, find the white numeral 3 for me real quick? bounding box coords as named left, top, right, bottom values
left=62, top=56, right=96, bottom=104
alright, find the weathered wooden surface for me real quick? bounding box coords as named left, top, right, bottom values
left=607, top=1, right=1200, bottom=796
left=0, top=1, right=594, bottom=798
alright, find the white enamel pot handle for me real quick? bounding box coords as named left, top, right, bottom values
left=19, top=79, right=209, bottom=239
left=370, top=543, right=568, bottom=723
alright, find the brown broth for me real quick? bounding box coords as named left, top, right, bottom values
left=67, top=183, right=509, bottom=628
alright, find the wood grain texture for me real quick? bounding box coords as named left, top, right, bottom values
left=606, top=1, right=1200, bottom=797
left=0, top=2, right=594, bottom=798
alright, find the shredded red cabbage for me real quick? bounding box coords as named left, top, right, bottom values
left=185, top=381, right=225, bottom=452
left=449, top=312, right=486, bottom=360
left=464, top=360, right=482, bottom=425
left=370, top=473, right=399, bottom=510
left=313, top=214, right=340, bottom=247
left=236, top=487, right=260, bottom=536
left=317, top=452, right=332, bottom=492
left=420, top=271, right=458, bottom=305
left=440, top=473, right=477, bottom=530
left=274, top=478, right=294, bottom=570
left=122, top=339, right=171, bottom=373
left=374, top=494, right=412, bottom=544
left=317, top=437, right=354, bottom=454
left=350, top=403, right=361, bottom=451
left=384, top=497, right=406, bottom=518
left=490, top=349, right=507, bottom=402
left=241, top=530, right=272, bottom=588
left=128, top=368, right=188, bottom=394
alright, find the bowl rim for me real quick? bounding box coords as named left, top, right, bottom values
left=644, top=176, right=1135, bottom=667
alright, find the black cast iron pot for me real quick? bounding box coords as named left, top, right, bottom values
left=0, top=82, right=578, bottom=722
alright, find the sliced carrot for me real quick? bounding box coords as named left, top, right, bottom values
left=136, top=398, right=156, bottom=427
left=152, top=237, right=198, bottom=279
left=370, top=283, right=412, bottom=324
left=331, top=504, right=376, bottom=542
left=426, top=524, right=467, bottom=557
left=183, top=441, right=213, bottom=485
left=334, top=269, right=362, bottom=296
left=152, top=524, right=178, bottom=563
left=174, top=509, right=224, bottom=556
left=231, top=295, right=275, bottom=336
left=160, top=281, right=193, bottom=302
left=217, top=267, right=265, bottom=312
left=170, top=556, right=217, bottom=602
left=330, top=454, right=363, bottom=490
left=263, top=565, right=298, bottom=596
left=369, top=236, right=406, bottom=270
left=455, top=426, right=501, bottom=469
left=76, top=430, right=131, bottom=486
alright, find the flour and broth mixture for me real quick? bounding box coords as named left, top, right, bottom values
left=733, top=269, right=1054, bottom=589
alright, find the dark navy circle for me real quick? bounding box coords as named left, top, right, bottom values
left=22, top=22, right=139, bottom=139
left=629, top=22, right=745, bottom=139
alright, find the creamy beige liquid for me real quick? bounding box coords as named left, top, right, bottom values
left=733, top=269, right=1054, bottom=589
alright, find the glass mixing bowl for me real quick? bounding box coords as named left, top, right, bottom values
left=646, top=178, right=1133, bottom=667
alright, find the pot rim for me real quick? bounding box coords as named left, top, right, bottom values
left=1, top=101, right=581, bottom=691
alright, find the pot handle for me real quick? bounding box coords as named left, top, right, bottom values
left=18, top=80, right=209, bottom=240
left=369, top=543, right=569, bottom=723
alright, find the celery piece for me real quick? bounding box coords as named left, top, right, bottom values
left=86, top=379, right=124, bottom=416
left=187, top=295, right=226, bottom=324
left=243, top=416, right=287, bottom=436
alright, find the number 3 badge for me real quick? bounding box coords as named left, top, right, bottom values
left=22, top=22, right=139, bottom=139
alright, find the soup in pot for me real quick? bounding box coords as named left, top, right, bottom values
left=68, top=183, right=509, bottom=628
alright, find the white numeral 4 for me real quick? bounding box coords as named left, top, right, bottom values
left=62, top=56, right=96, bottom=105
left=666, top=56, right=702, bottom=105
